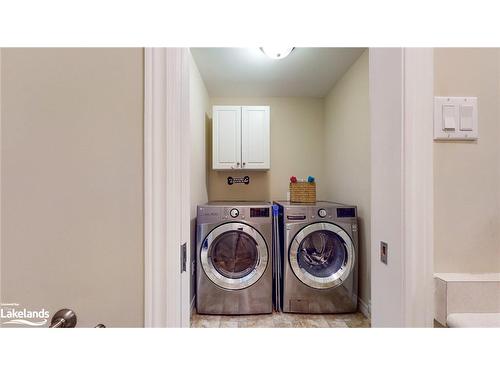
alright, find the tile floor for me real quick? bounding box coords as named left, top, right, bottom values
left=191, top=311, right=370, bottom=328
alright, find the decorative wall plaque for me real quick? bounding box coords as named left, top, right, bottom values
left=227, top=176, right=250, bottom=185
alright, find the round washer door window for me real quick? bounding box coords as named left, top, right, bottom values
left=201, top=223, right=268, bottom=290
left=289, top=222, right=355, bottom=289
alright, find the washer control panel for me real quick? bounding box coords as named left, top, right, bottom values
left=229, top=208, right=239, bottom=218
left=197, top=204, right=272, bottom=224
left=280, top=203, right=357, bottom=224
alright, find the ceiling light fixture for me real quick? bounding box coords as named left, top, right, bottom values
left=260, top=47, right=295, bottom=60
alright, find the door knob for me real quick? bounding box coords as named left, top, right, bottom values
left=50, top=309, right=77, bottom=328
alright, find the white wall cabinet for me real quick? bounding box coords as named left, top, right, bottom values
left=212, top=105, right=270, bottom=170
left=212, top=106, right=242, bottom=169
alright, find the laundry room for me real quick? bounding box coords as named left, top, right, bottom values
left=189, top=48, right=371, bottom=327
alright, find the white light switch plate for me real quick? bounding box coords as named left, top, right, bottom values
left=434, top=97, right=478, bottom=141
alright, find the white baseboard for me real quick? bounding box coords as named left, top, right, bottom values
left=358, top=297, right=371, bottom=319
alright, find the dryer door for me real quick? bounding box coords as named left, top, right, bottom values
left=289, top=222, right=355, bottom=289
left=200, top=222, right=268, bottom=290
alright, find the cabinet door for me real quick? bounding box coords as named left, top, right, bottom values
left=212, top=106, right=242, bottom=169
left=241, top=106, right=270, bottom=170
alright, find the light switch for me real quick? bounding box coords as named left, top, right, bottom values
left=434, top=97, right=478, bottom=140
left=460, top=105, right=474, bottom=131
left=442, top=105, right=456, bottom=130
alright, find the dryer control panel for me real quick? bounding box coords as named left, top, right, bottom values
left=197, top=203, right=272, bottom=224
left=284, top=206, right=335, bottom=221
left=278, top=201, right=357, bottom=225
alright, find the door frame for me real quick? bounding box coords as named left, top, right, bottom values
left=0, top=47, right=435, bottom=328
left=0, top=49, right=2, bottom=302
left=143, top=47, right=435, bottom=328
left=402, top=48, right=434, bottom=327
left=369, top=48, right=434, bottom=327
left=144, top=48, right=191, bottom=327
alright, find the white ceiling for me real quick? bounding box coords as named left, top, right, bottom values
left=190, top=48, right=365, bottom=98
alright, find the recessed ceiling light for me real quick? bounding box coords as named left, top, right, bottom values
left=260, top=47, right=295, bottom=60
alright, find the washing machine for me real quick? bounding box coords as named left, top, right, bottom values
left=196, top=202, right=273, bottom=315
left=275, top=201, right=358, bottom=314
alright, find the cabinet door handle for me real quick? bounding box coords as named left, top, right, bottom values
left=242, top=162, right=246, bottom=166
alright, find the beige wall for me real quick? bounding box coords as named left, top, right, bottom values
left=189, top=53, right=210, bottom=303
left=208, top=97, right=325, bottom=202
left=1, top=48, right=144, bottom=327
left=434, top=48, right=500, bottom=273
left=323, top=50, right=371, bottom=306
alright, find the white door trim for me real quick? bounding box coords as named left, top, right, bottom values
left=144, top=48, right=190, bottom=328
left=402, top=48, right=434, bottom=327
left=0, top=49, right=2, bottom=301
left=370, top=48, right=434, bottom=327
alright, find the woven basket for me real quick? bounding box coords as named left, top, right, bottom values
left=290, top=181, right=316, bottom=203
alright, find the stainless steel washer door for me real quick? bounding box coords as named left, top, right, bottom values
left=200, top=223, right=268, bottom=290
left=289, top=222, right=355, bottom=289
